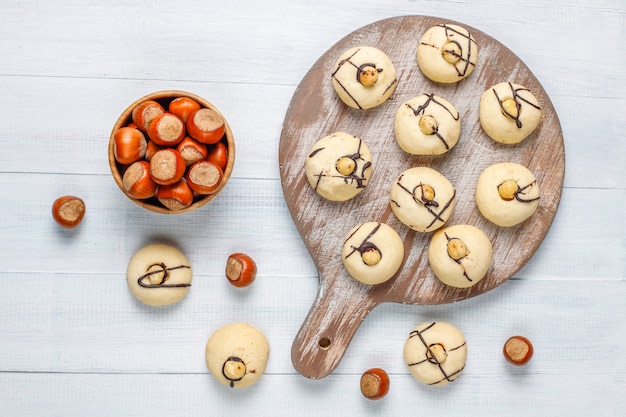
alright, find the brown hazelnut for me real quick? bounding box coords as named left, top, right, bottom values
left=360, top=368, right=390, bottom=400
left=226, top=253, right=257, bottom=288
left=52, top=196, right=85, bottom=229
left=503, top=335, right=534, bottom=366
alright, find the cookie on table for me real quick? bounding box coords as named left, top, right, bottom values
left=126, top=244, right=192, bottom=306
left=417, top=23, right=478, bottom=83
left=479, top=82, right=542, bottom=144
left=403, top=322, right=467, bottom=386
left=428, top=224, right=493, bottom=288
left=331, top=46, right=398, bottom=109
left=342, top=222, right=404, bottom=285
left=390, top=167, right=456, bottom=233
left=305, top=131, right=373, bottom=202
left=394, top=93, right=461, bottom=155
left=475, top=162, right=540, bottom=227
left=205, top=322, right=270, bottom=389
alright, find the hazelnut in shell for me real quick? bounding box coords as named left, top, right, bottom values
left=52, top=195, right=86, bottom=229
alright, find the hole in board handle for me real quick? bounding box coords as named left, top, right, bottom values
left=318, top=336, right=331, bottom=350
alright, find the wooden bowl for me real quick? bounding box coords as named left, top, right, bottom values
left=108, top=90, right=235, bottom=214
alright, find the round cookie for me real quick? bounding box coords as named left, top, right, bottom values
left=428, top=224, right=493, bottom=288
left=305, top=131, right=373, bottom=202
left=417, top=23, right=478, bottom=83
left=475, top=162, right=540, bottom=227
left=126, top=244, right=192, bottom=306
left=394, top=94, right=461, bottom=155
left=390, top=167, right=456, bottom=233
left=205, top=322, right=270, bottom=389
left=342, top=222, right=404, bottom=285
left=479, top=82, right=542, bottom=144
left=331, top=46, right=398, bottom=110
left=404, top=322, right=467, bottom=386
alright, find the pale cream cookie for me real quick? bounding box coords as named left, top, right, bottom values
left=417, top=23, right=478, bottom=83
left=342, top=222, right=404, bottom=285
left=394, top=94, right=461, bottom=155
left=390, top=167, right=456, bottom=233
left=205, top=322, right=270, bottom=389
left=331, top=46, right=398, bottom=109
left=475, top=162, right=540, bottom=227
left=126, top=244, right=192, bottom=306
left=404, top=322, right=467, bottom=386
left=305, top=131, right=373, bottom=202
left=479, top=82, right=542, bottom=144
left=428, top=224, right=493, bottom=288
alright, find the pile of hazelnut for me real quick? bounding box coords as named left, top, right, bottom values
left=112, top=95, right=229, bottom=211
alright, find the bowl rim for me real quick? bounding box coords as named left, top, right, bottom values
left=108, top=90, right=235, bottom=214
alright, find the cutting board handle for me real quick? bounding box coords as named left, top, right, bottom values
left=291, top=278, right=378, bottom=379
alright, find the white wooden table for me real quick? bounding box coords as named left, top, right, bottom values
left=1, top=1, right=624, bottom=416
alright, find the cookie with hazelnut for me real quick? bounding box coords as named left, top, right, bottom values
left=331, top=46, right=398, bottom=109
left=417, top=23, right=478, bottom=83
left=428, top=224, right=492, bottom=288
left=479, top=82, right=542, bottom=144
left=305, top=132, right=373, bottom=202
left=205, top=322, right=270, bottom=389
left=475, top=162, right=540, bottom=227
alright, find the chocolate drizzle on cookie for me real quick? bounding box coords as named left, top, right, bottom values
left=420, top=23, right=477, bottom=78
left=497, top=179, right=540, bottom=203
left=222, top=356, right=246, bottom=388
left=393, top=175, right=456, bottom=229
left=406, top=322, right=466, bottom=385
left=137, top=263, right=192, bottom=288
left=309, top=136, right=371, bottom=191
left=407, top=93, right=460, bottom=150
left=331, top=47, right=398, bottom=109
left=444, top=232, right=472, bottom=282
left=344, top=222, right=383, bottom=263
left=493, top=82, right=542, bottom=128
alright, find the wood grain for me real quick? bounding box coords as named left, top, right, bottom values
left=279, top=15, right=565, bottom=379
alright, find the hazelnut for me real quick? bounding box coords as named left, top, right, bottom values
left=361, top=248, right=381, bottom=266
left=360, top=368, right=390, bottom=400
left=442, top=41, right=462, bottom=64
left=501, top=97, right=520, bottom=119
left=426, top=343, right=448, bottom=364
left=223, top=357, right=246, bottom=381
left=503, top=336, right=534, bottom=366
left=336, top=157, right=356, bottom=176
left=447, top=238, right=468, bottom=261
left=419, top=115, right=438, bottom=135
left=358, top=65, right=379, bottom=87
left=418, top=183, right=435, bottom=202
left=226, top=253, right=257, bottom=287
left=51, top=196, right=86, bottom=229
left=498, top=180, right=519, bottom=201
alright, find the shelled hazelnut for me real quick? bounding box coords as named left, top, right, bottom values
left=52, top=195, right=86, bottom=229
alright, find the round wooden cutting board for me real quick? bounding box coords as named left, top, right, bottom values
left=279, top=15, right=565, bottom=379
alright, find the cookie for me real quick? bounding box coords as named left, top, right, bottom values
left=331, top=46, right=398, bottom=109
left=205, top=322, right=270, bottom=389
left=475, top=162, right=540, bottom=227
left=342, top=222, right=404, bottom=285
left=403, top=322, right=467, bottom=386
left=417, top=23, right=478, bottom=83
left=428, top=224, right=493, bottom=288
left=394, top=94, right=461, bottom=155
left=305, top=131, right=373, bottom=202
left=126, top=244, right=192, bottom=306
left=390, top=167, right=456, bottom=233
left=479, top=82, right=542, bottom=144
